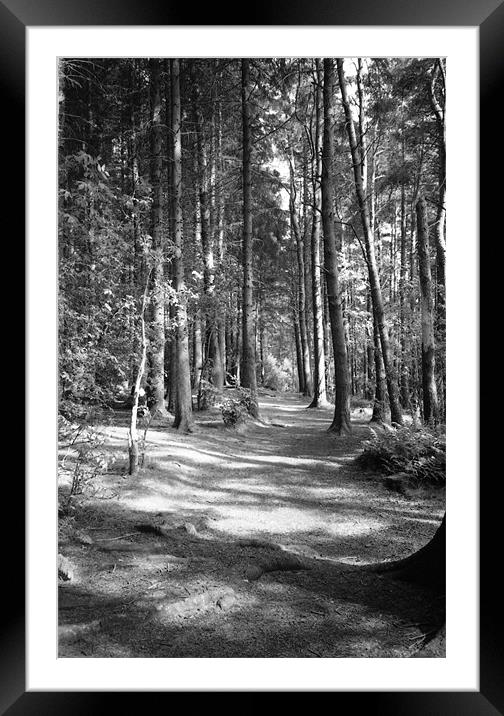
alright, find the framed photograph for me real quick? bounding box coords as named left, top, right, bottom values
left=7, top=0, right=493, bottom=710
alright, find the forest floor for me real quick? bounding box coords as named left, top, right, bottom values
left=58, top=389, right=446, bottom=660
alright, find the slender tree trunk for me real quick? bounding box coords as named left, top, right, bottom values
left=293, top=311, right=304, bottom=393
left=337, top=59, right=403, bottom=425
left=215, top=100, right=227, bottom=384
left=127, top=61, right=143, bottom=288
left=370, top=309, right=390, bottom=424
left=323, top=283, right=333, bottom=396
left=192, top=313, right=203, bottom=391
left=290, top=155, right=313, bottom=397
left=416, top=196, right=439, bottom=424
left=191, top=146, right=204, bottom=392
left=146, top=60, right=167, bottom=418
left=129, top=273, right=151, bottom=475
left=308, top=60, right=329, bottom=408
left=193, top=77, right=223, bottom=391
left=170, top=59, right=194, bottom=432
left=429, top=60, right=446, bottom=422
left=322, top=59, right=351, bottom=435
left=302, top=147, right=313, bottom=362
left=240, top=59, right=259, bottom=417
left=399, top=174, right=410, bottom=409
left=428, top=59, right=446, bottom=318
left=162, top=61, right=176, bottom=415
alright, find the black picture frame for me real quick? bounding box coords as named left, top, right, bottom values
left=8, top=0, right=493, bottom=711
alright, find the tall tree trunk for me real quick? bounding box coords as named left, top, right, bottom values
left=240, top=59, right=259, bottom=417
left=323, top=283, right=333, bottom=395
left=293, top=309, right=304, bottom=393
left=171, top=59, right=194, bottom=432
left=428, top=60, right=446, bottom=422
left=290, top=155, right=313, bottom=397
left=192, top=311, right=203, bottom=391
left=337, top=58, right=403, bottom=426
left=322, top=59, right=351, bottom=435
left=193, top=75, right=223, bottom=391
left=416, top=196, right=439, bottom=424
left=129, top=272, right=151, bottom=475
left=308, top=59, right=329, bottom=408
left=399, top=163, right=410, bottom=409
left=428, top=59, right=446, bottom=317
left=215, top=100, right=228, bottom=384
left=191, top=170, right=204, bottom=394
left=146, top=60, right=167, bottom=418
left=370, top=309, right=390, bottom=424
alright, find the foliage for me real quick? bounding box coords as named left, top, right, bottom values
left=59, top=150, right=144, bottom=409
left=220, top=398, right=248, bottom=428
left=58, top=415, right=117, bottom=496
left=197, top=380, right=221, bottom=411
left=220, top=387, right=258, bottom=428
left=356, top=424, right=445, bottom=485
left=58, top=57, right=446, bottom=426
left=235, top=387, right=259, bottom=416
left=262, top=354, right=295, bottom=392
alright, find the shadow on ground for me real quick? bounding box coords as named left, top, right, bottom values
left=59, top=392, right=445, bottom=658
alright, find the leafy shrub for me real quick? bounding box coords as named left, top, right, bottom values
left=356, top=424, right=446, bottom=486
left=220, top=398, right=248, bottom=427
left=220, top=387, right=258, bottom=428
left=197, top=380, right=220, bottom=411
left=236, top=387, right=258, bottom=416
left=58, top=414, right=115, bottom=496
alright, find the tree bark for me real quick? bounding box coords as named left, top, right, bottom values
left=428, top=59, right=446, bottom=316
left=129, top=272, right=151, bottom=475
left=193, top=75, right=224, bottom=391
left=290, top=154, right=313, bottom=397
left=399, top=175, right=410, bottom=409
left=240, top=59, right=259, bottom=417
left=416, top=196, right=439, bottom=424
left=337, top=58, right=403, bottom=426
left=146, top=60, right=167, bottom=418
left=308, top=60, right=329, bottom=409
left=293, top=311, right=304, bottom=393
left=321, top=59, right=351, bottom=435
left=370, top=309, right=390, bottom=424
left=171, top=59, right=194, bottom=432
left=375, top=514, right=445, bottom=589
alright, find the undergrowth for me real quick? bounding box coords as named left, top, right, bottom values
left=220, top=388, right=258, bottom=428
left=58, top=414, right=119, bottom=497
left=356, top=424, right=446, bottom=486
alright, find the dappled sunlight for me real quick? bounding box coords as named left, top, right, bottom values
left=59, top=389, right=446, bottom=659
left=324, top=517, right=386, bottom=538
left=207, top=504, right=387, bottom=539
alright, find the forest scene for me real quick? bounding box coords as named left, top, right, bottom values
left=58, top=56, right=446, bottom=660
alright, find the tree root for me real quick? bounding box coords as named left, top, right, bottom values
left=138, top=587, right=237, bottom=618
left=238, top=538, right=311, bottom=580
left=245, top=554, right=310, bottom=582
left=135, top=520, right=201, bottom=538
left=238, top=537, right=282, bottom=550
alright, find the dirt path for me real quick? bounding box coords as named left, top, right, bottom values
left=58, top=391, right=445, bottom=658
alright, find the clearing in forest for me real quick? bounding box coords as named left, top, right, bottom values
left=58, top=391, right=445, bottom=659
